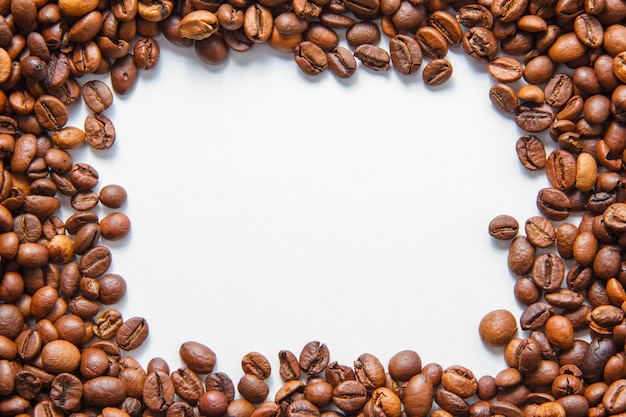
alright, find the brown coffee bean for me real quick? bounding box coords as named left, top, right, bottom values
left=294, top=41, right=328, bottom=75
left=516, top=103, right=556, bottom=133
left=346, top=22, right=380, bottom=47
left=488, top=56, right=524, bottom=82
left=389, top=35, right=422, bottom=75
left=144, top=371, right=175, bottom=411
left=544, top=73, right=574, bottom=107
left=489, top=214, right=519, bottom=240
left=546, top=150, right=577, bottom=191
left=243, top=5, right=273, bottom=43
left=298, top=341, right=330, bottom=375
left=79, top=246, right=112, bottom=277
left=40, top=340, right=81, bottom=374
left=333, top=380, right=368, bottom=414
left=50, top=373, right=83, bottom=412
left=205, top=371, right=235, bottom=402
left=422, top=59, right=452, bottom=86
left=508, top=236, right=536, bottom=276
left=180, top=341, right=217, bottom=374
left=456, top=4, right=494, bottom=29
left=489, top=83, right=518, bottom=113
left=525, top=216, right=556, bottom=248
left=354, top=44, right=390, bottom=71
left=116, top=317, right=148, bottom=350
left=479, top=309, right=518, bottom=346
left=354, top=353, right=385, bottom=390
left=537, top=188, right=571, bottom=221
left=462, top=27, right=498, bottom=62
left=111, top=54, right=138, bottom=95
left=237, top=374, right=269, bottom=404
left=34, top=95, right=68, bottom=131
left=521, top=302, right=555, bottom=331
left=516, top=135, right=546, bottom=171
left=279, top=350, right=301, bottom=381
left=241, top=352, right=271, bottom=379
left=430, top=11, right=463, bottom=46
left=82, top=80, right=113, bottom=113
left=327, top=47, right=356, bottom=78
left=549, top=33, right=587, bottom=63
left=417, top=26, right=448, bottom=59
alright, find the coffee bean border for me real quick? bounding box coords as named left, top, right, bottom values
left=0, top=0, right=626, bottom=417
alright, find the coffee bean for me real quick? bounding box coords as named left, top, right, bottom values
left=242, top=352, right=271, bottom=379
left=462, top=27, right=498, bottom=62
left=489, top=83, right=518, bottom=113
left=117, top=317, right=149, bottom=350
left=389, top=35, right=422, bottom=75
left=516, top=103, right=556, bottom=133
left=489, top=215, right=519, bottom=240
left=111, top=54, right=139, bottom=95
left=180, top=341, right=217, bottom=374
left=333, top=380, right=368, bottom=414
left=279, top=350, right=302, bottom=381
left=429, top=11, right=463, bottom=45
left=422, top=59, right=452, bottom=86
left=144, top=371, right=175, bottom=411
left=327, top=47, right=356, bottom=78
left=456, top=4, right=494, bottom=29
left=488, top=56, right=524, bottom=82
left=294, top=41, right=328, bottom=75
left=520, top=302, right=555, bottom=330
left=82, top=80, right=113, bottom=113
left=354, top=44, right=390, bottom=71
left=508, top=236, right=536, bottom=276
left=243, top=5, right=273, bottom=43
left=516, top=135, right=546, bottom=171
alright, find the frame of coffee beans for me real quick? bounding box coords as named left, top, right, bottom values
left=0, top=0, right=626, bottom=417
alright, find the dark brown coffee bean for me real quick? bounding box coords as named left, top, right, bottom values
left=84, top=113, right=116, bottom=150
left=389, top=35, right=422, bottom=75
left=319, top=13, right=355, bottom=29
left=489, top=83, right=518, bottom=113
left=111, top=54, right=139, bottom=95
left=274, top=12, right=308, bottom=34
left=532, top=252, right=565, bottom=292
left=144, top=371, right=175, bottom=411
left=456, top=4, right=493, bottom=28
left=508, top=236, right=536, bottom=276
left=516, top=135, right=546, bottom=171
left=82, top=80, right=113, bottom=113
left=79, top=246, right=112, bottom=277
left=243, top=5, right=273, bottom=43
left=170, top=367, right=204, bottom=404
left=327, top=47, right=356, bottom=78
left=242, top=352, right=271, bottom=379
left=416, top=26, right=448, bottom=59
left=279, top=350, right=301, bottom=381
left=354, top=353, right=385, bottom=390
left=346, top=22, right=380, bottom=47
left=544, top=73, right=574, bottom=107
left=520, top=302, right=555, bottom=330
left=333, top=380, right=368, bottom=414
left=489, top=214, right=519, bottom=240
left=354, top=44, right=390, bottom=71
left=462, top=27, right=498, bottom=62
left=237, top=374, right=269, bottom=404
left=325, top=362, right=356, bottom=387
left=430, top=11, right=463, bottom=46
left=488, top=56, right=523, bottom=82
left=525, top=216, right=556, bottom=248
left=116, top=317, right=148, bottom=351
left=33, top=95, right=68, bottom=131
left=205, top=372, right=235, bottom=402
left=195, top=34, right=229, bottom=65
left=180, top=341, right=216, bottom=374
left=299, top=341, right=330, bottom=375
left=50, top=373, right=83, bottom=412
left=294, top=41, right=328, bottom=75
left=422, top=59, right=452, bottom=86
left=516, top=103, right=556, bottom=133
left=545, top=150, right=577, bottom=191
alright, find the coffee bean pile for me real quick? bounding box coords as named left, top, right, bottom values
left=0, top=0, right=624, bottom=416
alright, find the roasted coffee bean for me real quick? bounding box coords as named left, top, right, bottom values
left=508, top=236, right=536, bottom=276
left=488, top=56, right=524, bottom=82
left=520, top=302, right=555, bottom=330
left=82, top=80, right=113, bottom=113
left=354, top=44, right=390, bottom=71
left=237, top=373, right=269, bottom=404
left=544, top=73, right=574, bottom=107
left=117, top=317, right=148, bottom=350
left=294, top=41, right=328, bottom=75
left=327, top=47, right=356, bottom=78
left=243, top=5, right=273, bottom=43
left=489, top=214, right=519, bottom=240
left=479, top=309, right=518, bottom=346
left=546, top=150, right=577, bottom=191
left=422, top=59, right=452, bottom=86
left=389, top=35, right=422, bottom=75
left=354, top=353, right=385, bottom=390
left=537, top=188, right=571, bottom=221
left=333, top=380, right=368, bottom=414
left=489, top=83, right=518, bottom=113
left=346, top=22, right=380, bottom=47
left=242, top=352, right=271, bottom=379
left=516, top=135, right=546, bottom=171
left=516, top=103, right=556, bottom=133
left=456, top=4, right=494, bottom=28
left=180, top=341, right=217, bottom=374
left=279, top=350, right=301, bottom=381
left=205, top=372, right=235, bottom=402
left=525, top=216, right=556, bottom=248
left=144, top=371, right=175, bottom=411
left=111, top=55, right=139, bottom=95
left=462, top=27, right=498, bottom=62
left=430, top=11, right=463, bottom=45
left=299, top=341, right=330, bottom=375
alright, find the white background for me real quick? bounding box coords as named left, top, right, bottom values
left=65, top=32, right=559, bottom=395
